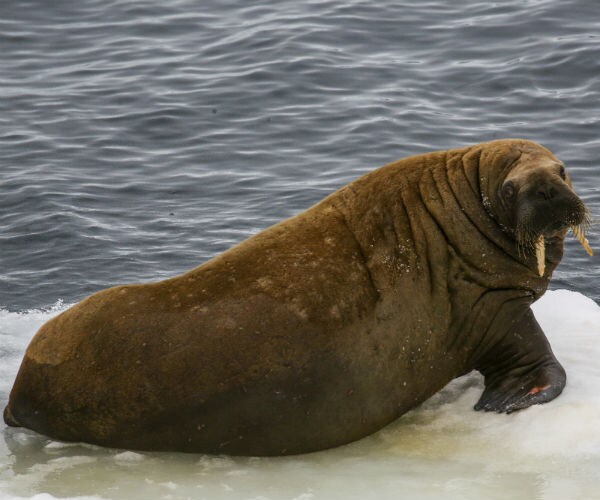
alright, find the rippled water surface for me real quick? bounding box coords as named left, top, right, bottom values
left=1, top=0, right=598, bottom=310
left=1, top=1, right=599, bottom=499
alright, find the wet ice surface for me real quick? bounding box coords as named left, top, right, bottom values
left=1, top=0, right=599, bottom=312
left=1, top=290, right=599, bottom=500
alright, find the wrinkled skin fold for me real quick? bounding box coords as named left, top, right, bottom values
left=3, top=139, right=591, bottom=455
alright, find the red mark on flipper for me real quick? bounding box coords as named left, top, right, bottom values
left=528, top=384, right=551, bottom=395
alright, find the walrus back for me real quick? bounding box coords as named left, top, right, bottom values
left=4, top=199, right=407, bottom=454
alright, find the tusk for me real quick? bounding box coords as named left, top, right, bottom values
left=572, top=225, right=594, bottom=256
left=535, top=235, right=545, bottom=276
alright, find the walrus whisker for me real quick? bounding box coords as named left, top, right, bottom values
left=516, top=221, right=536, bottom=260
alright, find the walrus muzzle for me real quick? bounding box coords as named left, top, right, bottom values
left=513, top=177, right=591, bottom=275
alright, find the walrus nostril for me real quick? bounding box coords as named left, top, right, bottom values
left=537, top=184, right=557, bottom=200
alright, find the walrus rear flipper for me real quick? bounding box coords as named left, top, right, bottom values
left=3, top=405, right=20, bottom=427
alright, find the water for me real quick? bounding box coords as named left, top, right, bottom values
left=1, top=0, right=599, bottom=498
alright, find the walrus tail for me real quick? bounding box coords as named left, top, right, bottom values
left=3, top=405, right=20, bottom=427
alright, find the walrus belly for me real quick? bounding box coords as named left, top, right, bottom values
left=5, top=284, right=452, bottom=455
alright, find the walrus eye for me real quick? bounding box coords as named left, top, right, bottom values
left=558, top=165, right=566, bottom=180
left=501, top=181, right=515, bottom=200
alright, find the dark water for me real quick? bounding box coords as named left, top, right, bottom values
left=1, top=0, right=598, bottom=311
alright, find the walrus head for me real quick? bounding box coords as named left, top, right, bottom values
left=480, top=140, right=592, bottom=276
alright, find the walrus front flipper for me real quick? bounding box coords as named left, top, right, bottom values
left=474, top=308, right=566, bottom=414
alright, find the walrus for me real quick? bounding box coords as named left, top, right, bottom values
left=4, top=139, right=592, bottom=456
